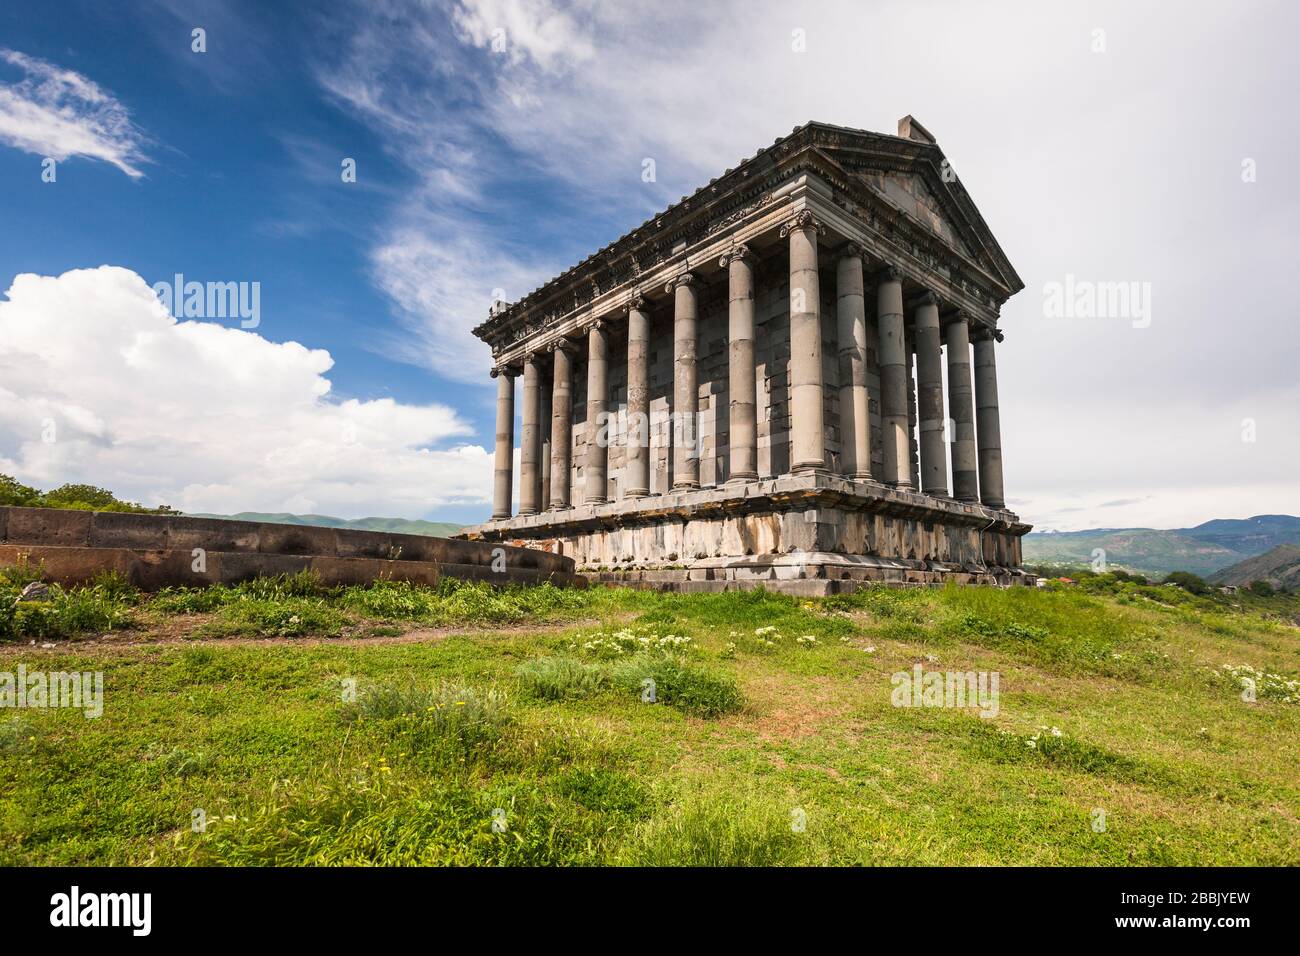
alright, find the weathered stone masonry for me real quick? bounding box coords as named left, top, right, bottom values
left=461, top=118, right=1032, bottom=592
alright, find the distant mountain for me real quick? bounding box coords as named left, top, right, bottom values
left=1024, top=514, right=1300, bottom=576
left=193, top=512, right=465, bottom=538
left=1208, top=544, right=1300, bottom=590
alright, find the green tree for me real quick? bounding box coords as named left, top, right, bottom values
left=0, top=474, right=42, bottom=507
left=1164, top=570, right=1210, bottom=595
left=1247, top=579, right=1275, bottom=597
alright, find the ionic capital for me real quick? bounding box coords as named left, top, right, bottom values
left=916, top=290, right=939, bottom=308
left=624, top=292, right=649, bottom=314
left=584, top=317, right=607, bottom=335
left=836, top=241, right=864, bottom=263
left=779, top=209, right=823, bottom=239
left=875, top=264, right=903, bottom=284
left=664, top=271, right=696, bottom=294
left=548, top=338, right=578, bottom=355
left=718, top=243, right=753, bottom=269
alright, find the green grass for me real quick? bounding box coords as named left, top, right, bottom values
left=0, top=577, right=1296, bottom=865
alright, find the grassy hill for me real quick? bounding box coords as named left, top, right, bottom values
left=2, top=570, right=1297, bottom=865
left=1024, top=514, right=1300, bottom=576
left=194, top=512, right=464, bottom=538
left=1210, top=544, right=1300, bottom=591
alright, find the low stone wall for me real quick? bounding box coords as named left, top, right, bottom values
left=461, top=474, right=1032, bottom=593
left=0, top=507, right=581, bottom=591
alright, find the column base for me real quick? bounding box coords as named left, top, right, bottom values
left=585, top=497, right=608, bottom=505
left=672, top=482, right=700, bottom=492
left=726, top=473, right=758, bottom=485
left=623, top=489, right=649, bottom=499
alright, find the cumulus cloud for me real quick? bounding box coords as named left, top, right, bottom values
left=0, top=49, right=149, bottom=178
left=316, top=0, right=1299, bottom=529
left=0, top=266, right=492, bottom=517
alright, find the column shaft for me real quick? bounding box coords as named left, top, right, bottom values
left=876, top=269, right=912, bottom=488
left=491, top=369, right=515, bottom=519
left=549, top=343, right=574, bottom=509
left=945, top=316, right=979, bottom=502
left=519, top=355, right=542, bottom=514
left=784, top=212, right=826, bottom=472
left=539, top=374, right=552, bottom=511
left=668, top=273, right=699, bottom=490
left=974, top=330, right=1006, bottom=508
left=914, top=293, right=949, bottom=496
left=836, top=247, right=871, bottom=478
left=722, top=246, right=757, bottom=482
left=906, top=336, right=920, bottom=488
left=584, top=321, right=609, bottom=504
left=624, top=298, right=650, bottom=498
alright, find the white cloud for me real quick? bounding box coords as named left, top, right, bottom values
left=316, top=0, right=1299, bottom=530
left=0, top=266, right=492, bottom=517
left=0, top=49, right=148, bottom=178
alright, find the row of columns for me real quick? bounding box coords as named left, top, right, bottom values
left=493, top=215, right=1006, bottom=520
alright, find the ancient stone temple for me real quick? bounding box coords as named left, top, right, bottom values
left=461, top=118, right=1032, bottom=592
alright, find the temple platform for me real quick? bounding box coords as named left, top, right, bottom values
left=459, top=473, right=1031, bottom=592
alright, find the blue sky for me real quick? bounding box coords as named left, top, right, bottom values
left=1, top=0, right=1297, bottom=530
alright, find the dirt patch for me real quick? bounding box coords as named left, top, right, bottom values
left=740, top=672, right=853, bottom=742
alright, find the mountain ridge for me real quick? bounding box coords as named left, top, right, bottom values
left=1023, top=514, right=1300, bottom=576
left=193, top=512, right=465, bottom=538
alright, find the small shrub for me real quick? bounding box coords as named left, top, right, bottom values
left=612, top=659, right=743, bottom=718
left=517, top=655, right=608, bottom=701
left=348, top=682, right=513, bottom=761
left=556, top=767, right=649, bottom=816
left=202, top=597, right=349, bottom=637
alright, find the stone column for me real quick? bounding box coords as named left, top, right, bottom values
left=539, top=374, right=552, bottom=512
left=519, top=353, right=542, bottom=515
left=491, top=365, right=516, bottom=520
left=876, top=267, right=912, bottom=488
left=666, top=272, right=699, bottom=490
left=781, top=210, right=826, bottom=473
left=549, top=340, right=575, bottom=510
left=720, top=244, right=757, bottom=483
left=624, top=295, right=650, bottom=498
left=914, top=291, right=949, bottom=497
left=906, top=334, right=920, bottom=488
left=944, top=313, right=979, bottom=502
left=835, top=244, right=871, bottom=479
left=973, top=328, right=1006, bottom=509
left=584, top=319, right=609, bottom=504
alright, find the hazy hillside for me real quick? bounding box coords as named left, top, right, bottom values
left=195, top=512, right=464, bottom=538
left=1209, top=544, right=1300, bottom=590
left=1024, top=514, right=1300, bottom=576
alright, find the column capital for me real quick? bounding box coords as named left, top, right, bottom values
left=944, top=310, right=971, bottom=328
left=915, top=289, right=940, bottom=308
left=548, top=338, right=578, bottom=355
left=875, top=263, right=904, bottom=284
left=971, top=325, right=1000, bottom=343
left=836, top=241, right=864, bottom=262
left=623, top=291, right=649, bottom=314
left=718, top=243, right=753, bottom=268
left=490, top=363, right=520, bottom=379
left=780, top=209, right=823, bottom=239
left=583, top=317, right=607, bottom=335
left=664, top=271, right=696, bottom=294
